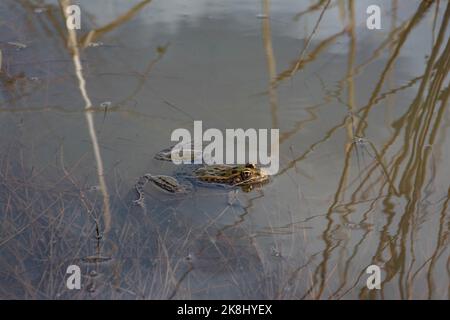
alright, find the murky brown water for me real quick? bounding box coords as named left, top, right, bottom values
left=0, top=0, right=449, bottom=299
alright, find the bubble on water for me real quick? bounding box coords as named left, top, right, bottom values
left=87, top=42, right=104, bottom=48
left=354, top=136, right=367, bottom=145
left=7, top=42, right=27, bottom=50
left=87, top=185, right=100, bottom=192
left=34, top=8, right=46, bottom=14
left=271, top=246, right=282, bottom=258
left=100, top=101, right=112, bottom=108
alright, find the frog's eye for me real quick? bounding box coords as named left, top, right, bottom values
left=241, top=170, right=252, bottom=180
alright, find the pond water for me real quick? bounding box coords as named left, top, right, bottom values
left=0, top=0, right=449, bottom=299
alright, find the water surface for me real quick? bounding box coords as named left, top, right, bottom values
left=0, top=0, right=449, bottom=299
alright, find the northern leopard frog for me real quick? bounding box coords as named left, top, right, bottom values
left=133, top=145, right=269, bottom=205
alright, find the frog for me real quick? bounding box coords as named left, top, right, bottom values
left=133, top=144, right=269, bottom=205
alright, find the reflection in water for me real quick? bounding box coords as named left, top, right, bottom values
left=79, top=0, right=153, bottom=48
left=0, top=0, right=449, bottom=299
left=60, top=0, right=111, bottom=234
left=261, top=0, right=279, bottom=129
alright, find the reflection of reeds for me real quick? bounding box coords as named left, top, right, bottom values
left=60, top=0, right=111, bottom=234
left=275, top=29, right=346, bottom=85
left=293, top=0, right=336, bottom=22
left=290, top=0, right=449, bottom=299
left=261, top=0, right=278, bottom=129
left=117, top=43, right=169, bottom=107
left=80, top=0, right=153, bottom=48
left=290, top=0, right=331, bottom=77
left=355, top=0, right=435, bottom=137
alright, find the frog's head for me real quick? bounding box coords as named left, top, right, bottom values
left=232, top=163, right=269, bottom=190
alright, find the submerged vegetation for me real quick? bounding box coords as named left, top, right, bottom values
left=0, top=0, right=449, bottom=299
